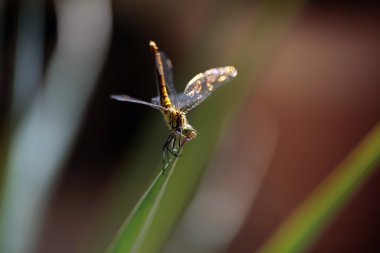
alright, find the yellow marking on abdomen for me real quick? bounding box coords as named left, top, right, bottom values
left=149, top=41, right=172, bottom=109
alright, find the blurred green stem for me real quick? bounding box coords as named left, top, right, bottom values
left=257, top=121, right=380, bottom=253
left=0, top=1, right=112, bottom=253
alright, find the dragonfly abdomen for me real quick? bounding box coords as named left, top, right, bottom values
left=160, top=91, right=172, bottom=108
left=149, top=41, right=172, bottom=109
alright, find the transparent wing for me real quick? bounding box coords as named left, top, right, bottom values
left=150, top=41, right=179, bottom=108
left=156, top=50, right=180, bottom=108
left=179, top=66, right=237, bottom=113
left=111, top=94, right=168, bottom=111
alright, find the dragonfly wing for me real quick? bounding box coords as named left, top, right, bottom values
left=151, top=95, right=160, bottom=106
left=111, top=94, right=168, bottom=111
left=156, top=50, right=179, bottom=108
left=157, top=50, right=180, bottom=108
left=179, top=66, right=237, bottom=113
left=150, top=41, right=179, bottom=108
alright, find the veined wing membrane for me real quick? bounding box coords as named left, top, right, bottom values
left=179, top=66, right=237, bottom=113
left=111, top=94, right=168, bottom=111
left=150, top=41, right=180, bottom=108
left=160, top=51, right=181, bottom=107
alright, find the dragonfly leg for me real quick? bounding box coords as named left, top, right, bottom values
left=178, top=135, right=190, bottom=149
left=162, top=134, right=174, bottom=173
left=162, top=134, right=182, bottom=174
left=174, top=130, right=189, bottom=151
left=172, top=134, right=177, bottom=151
left=166, top=136, right=181, bottom=157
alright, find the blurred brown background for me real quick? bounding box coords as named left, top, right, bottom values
left=1, top=0, right=380, bottom=253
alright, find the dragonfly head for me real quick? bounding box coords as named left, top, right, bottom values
left=182, top=124, right=197, bottom=141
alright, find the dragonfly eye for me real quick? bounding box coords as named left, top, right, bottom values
left=182, top=126, right=197, bottom=140
left=188, top=130, right=197, bottom=140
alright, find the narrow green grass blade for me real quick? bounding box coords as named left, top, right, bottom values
left=257, top=121, right=380, bottom=253
left=106, top=155, right=180, bottom=253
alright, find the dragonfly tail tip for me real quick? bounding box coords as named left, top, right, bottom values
left=149, top=41, right=158, bottom=49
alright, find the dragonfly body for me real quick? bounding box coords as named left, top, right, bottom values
left=150, top=41, right=172, bottom=109
left=111, top=41, right=237, bottom=168
left=163, top=107, right=197, bottom=141
left=150, top=41, right=197, bottom=143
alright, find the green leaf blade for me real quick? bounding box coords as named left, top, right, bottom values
left=106, top=157, right=179, bottom=253
left=257, top=121, right=380, bottom=253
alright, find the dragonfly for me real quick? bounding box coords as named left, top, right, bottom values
left=111, top=41, right=237, bottom=169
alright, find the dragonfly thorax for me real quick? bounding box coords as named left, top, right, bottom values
left=165, top=109, right=197, bottom=141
